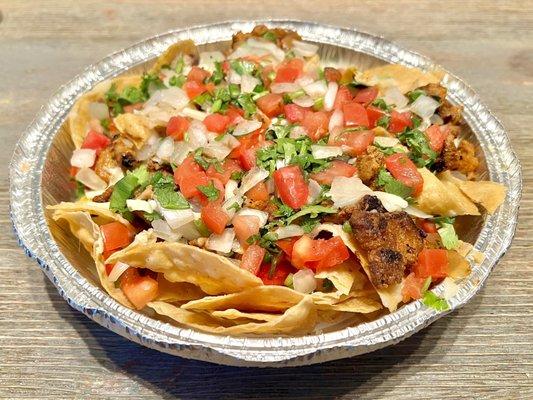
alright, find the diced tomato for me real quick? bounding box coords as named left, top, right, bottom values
left=420, top=219, right=438, bottom=234
left=105, top=263, right=114, bottom=275
left=310, top=160, right=357, bottom=185
left=333, top=85, right=353, bottom=109
left=100, top=222, right=133, bottom=253
left=402, top=272, right=426, bottom=302
left=183, top=80, right=206, bottom=100
left=425, top=124, right=449, bottom=152
left=221, top=60, right=230, bottom=74
left=385, top=153, right=424, bottom=196
left=353, top=86, right=378, bottom=106
left=187, top=66, right=210, bottom=84
left=233, top=215, right=262, bottom=244
left=120, top=268, right=159, bottom=310
left=177, top=171, right=209, bottom=199
left=226, top=106, right=244, bottom=125
left=206, top=159, right=242, bottom=185
left=81, top=130, right=111, bottom=155
left=197, top=178, right=225, bottom=206
left=284, top=103, right=309, bottom=123
left=389, top=110, right=413, bottom=134
left=291, top=236, right=349, bottom=271
left=302, top=111, right=329, bottom=141
left=230, top=132, right=265, bottom=170
left=240, top=244, right=266, bottom=275
left=413, top=249, right=449, bottom=280
left=366, top=105, right=385, bottom=129
left=203, top=113, right=231, bottom=134
left=246, top=181, right=270, bottom=202
left=201, top=202, right=229, bottom=235
left=274, top=58, right=304, bottom=83
left=330, top=129, right=375, bottom=156
left=257, top=259, right=294, bottom=285
left=256, top=93, right=284, bottom=118
left=166, top=116, right=190, bottom=140
left=174, top=155, right=203, bottom=185
left=324, top=67, right=342, bottom=83
left=276, top=237, right=300, bottom=258
left=273, top=165, right=309, bottom=209
left=343, top=102, right=369, bottom=127
left=69, top=166, right=79, bottom=177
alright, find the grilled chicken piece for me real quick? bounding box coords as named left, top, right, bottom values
left=93, top=147, right=120, bottom=182
left=442, top=135, right=479, bottom=175
left=356, top=146, right=385, bottom=186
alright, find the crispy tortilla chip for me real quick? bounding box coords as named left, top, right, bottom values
left=447, top=250, right=472, bottom=279
left=358, top=64, right=444, bottom=93
left=324, top=296, right=382, bottom=313
left=48, top=201, right=131, bottom=226
left=417, top=168, right=480, bottom=216
left=456, top=240, right=484, bottom=264
left=148, top=296, right=317, bottom=335
left=439, top=171, right=506, bottom=214
left=68, top=75, right=142, bottom=148
left=156, top=276, right=205, bottom=303
left=113, top=113, right=155, bottom=149
left=182, top=286, right=303, bottom=312
left=210, top=309, right=279, bottom=322
left=150, top=40, right=199, bottom=73
left=107, top=242, right=262, bottom=295
left=315, top=258, right=363, bottom=295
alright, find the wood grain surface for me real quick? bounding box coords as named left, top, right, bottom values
left=1, top=1, right=532, bottom=399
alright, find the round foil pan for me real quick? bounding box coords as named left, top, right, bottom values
left=10, top=20, right=522, bottom=367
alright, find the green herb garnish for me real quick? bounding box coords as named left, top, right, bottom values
left=422, top=291, right=450, bottom=311
left=398, top=129, right=437, bottom=167
left=376, top=169, right=413, bottom=201
left=197, top=180, right=220, bottom=202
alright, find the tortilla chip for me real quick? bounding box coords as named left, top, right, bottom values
left=181, top=286, right=303, bottom=312
left=358, top=64, right=444, bottom=93
left=113, top=113, right=155, bottom=149
left=456, top=240, right=485, bottom=264
left=210, top=309, right=279, bottom=322
left=106, top=242, right=262, bottom=295
left=48, top=201, right=131, bottom=226
left=150, top=40, right=199, bottom=73
left=439, top=171, right=506, bottom=214
left=156, top=276, right=205, bottom=303
left=416, top=168, right=480, bottom=216
left=315, top=257, right=363, bottom=295
left=68, top=75, right=142, bottom=148
left=148, top=296, right=317, bottom=335
left=324, top=296, right=382, bottom=313
left=447, top=250, right=472, bottom=279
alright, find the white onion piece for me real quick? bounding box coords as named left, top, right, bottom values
left=181, top=107, right=208, bottom=121
left=108, top=262, right=131, bottom=283
left=179, top=219, right=203, bottom=241
left=441, top=277, right=460, bottom=300
left=187, top=120, right=208, bottom=147
left=84, top=189, right=104, bottom=200
left=270, top=82, right=300, bottom=94
left=292, top=95, right=315, bottom=108
left=227, top=69, right=242, bottom=84
left=106, top=167, right=124, bottom=186
left=222, top=195, right=244, bottom=219
left=419, top=118, right=431, bottom=131
left=276, top=159, right=287, bottom=170
left=233, top=119, right=262, bottom=136
left=206, top=228, right=235, bottom=254
left=70, top=149, right=96, bottom=168
left=454, top=137, right=462, bottom=148
left=324, top=81, right=338, bottom=111
left=204, top=135, right=240, bottom=161
left=303, top=80, right=328, bottom=98
left=152, top=219, right=181, bottom=242
left=275, top=225, right=305, bottom=239
left=383, top=87, right=408, bottom=108
left=225, top=179, right=239, bottom=200
left=238, top=167, right=269, bottom=195
left=373, top=136, right=400, bottom=148
left=232, top=239, right=244, bottom=254
left=170, top=142, right=194, bottom=165
left=156, top=136, right=175, bottom=161
left=198, top=51, right=225, bottom=72
left=145, top=87, right=189, bottom=111
left=290, top=125, right=307, bottom=139
left=311, top=145, right=343, bottom=160
left=75, top=168, right=106, bottom=190
left=373, top=191, right=408, bottom=212
left=430, top=113, right=444, bottom=125
left=329, top=176, right=372, bottom=208
left=137, top=133, right=161, bottom=161
left=126, top=199, right=153, bottom=213
left=246, top=38, right=286, bottom=61
left=235, top=208, right=269, bottom=227
left=160, top=208, right=195, bottom=230
left=293, top=269, right=317, bottom=294
left=328, top=109, right=344, bottom=132
left=410, top=95, right=440, bottom=120
left=294, top=75, right=314, bottom=87
left=292, top=40, right=319, bottom=57
left=404, top=206, right=433, bottom=219
left=88, top=102, right=109, bottom=120
left=307, top=179, right=322, bottom=204
left=266, top=178, right=275, bottom=194
left=240, top=74, right=260, bottom=93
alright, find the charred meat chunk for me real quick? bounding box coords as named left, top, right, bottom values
left=232, top=25, right=301, bottom=50
left=420, top=83, right=447, bottom=101
left=356, top=146, right=385, bottom=186
left=442, top=135, right=479, bottom=175
left=92, top=186, right=114, bottom=203
left=438, top=100, right=463, bottom=124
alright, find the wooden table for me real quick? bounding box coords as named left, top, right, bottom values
left=1, top=1, right=531, bottom=398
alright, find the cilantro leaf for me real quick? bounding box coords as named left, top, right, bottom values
left=110, top=174, right=139, bottom=220
left=169, top=75, right=186, bottom=88
left=376, top=169, right=413, bottom=201
left=75, top=181, right=85, bottom=200
left=208, top=61, right=224, bottom=85
left=152, top=173, right=190, bottom=210
left=407, top=89, right=426, bottom=104
left=143, top=211, right=162, bottom=222
left=193, top=219, right=211, bottom=237
left=128, top=165, right=150, bottom=189
left=262, top=31, right=278, bottom=42
left=377, top=115, right=390, bottom=129
left=230, top=59, right=256, bottom=76
left=422, top=291, right=450, bottom=312
left=398, top=129, right=437, bottom=167
left=371, top=98, right=391, bottom=112
left=140, top=73, right=166, bottom=99
left=285, top=205, right=337, bottom=225
left=236, top=93, right=257, bottom=117
left=197, top=181, right=220, bottom=201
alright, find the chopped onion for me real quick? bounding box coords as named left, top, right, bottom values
left=276, top=159, right=287, bottom=170
left=222, top=195, right=244, bottom=219
left=145, top=87, right=189, bottom=111
left=70, top=149, right=96, bottom=168
left=137, top=133, right=160, bottom=161
left=404, top=205, right=433, bottom=219
left=179, top=219, right=203, bottom=241
left=88, top=102, right=109, bottom=120
left=303, top=80, right=328, bottom=98
left=307, top=179, right=322, bottom=204
left=240, top=74, right=260, bottom=93
left=170, top=141, right=194, bottom=165
left=441, top=277, right=459, bottom=300
left=225, top=179, right=239, bottom=200
left=275, top=225, right=305, bottom=239
left=75, top=168, right=106, bottom=190
left=329, top=176, right=372, bottom=208
left=383, top=87, right=408, bottom=109
left=108, top=262, right=131, bottom=283
left=238, top=167, right=269, bottom=195
left=233, top=119, right=262, bottom=136
left=232, top=239, right=244, bottom=254
left=265, top=178, right=275, bottom=194
left=373, top=191, right=408, bottom=212
left=290, top=125, right=307, bottom=139
left=206, top=228, right=235, bottom=254
left=294, top=75, right=314, bottom=87
left=152, top=219, right=181, bottom=242
left=410, top=95, right=440, bottom=120
left=181, top=107, right=208, bottom=121
left=227, top=69, right=242, bottom=84
left=374, top=136, right=400, bottom=148
left=204, top=135, right=240, bottom=160
left=85, top=189, right=104, bottom=200
left=160, top=208, right=195, bottom=230
left=430, top=113, right=444, bottom=125
left=270, top=82, right=300, bottom=94
left=292, top=95, right=315, bottom=108
left=324, top=81, right=338, bottom=111
left=246, top=38, right=285, bottom=62
left=454, top=137, right=462, bottom=148
left=292, top=40, right=319, bottom=57
left=156, top=136, right=175, bottom=161
left=126, top=199, right=153, bottom=213
left=235, top=208, right=268, bottom=227
left=311, top=145, right=343, bottom=160
left=293, top=269, right=317, bottom=294
left=328, top=109, right=344, bottom=132
left=186, top=120, right=208, bottom=147
left=199, top=51, right=225, bottom=72
left=106, top=167, right=124, bottom=186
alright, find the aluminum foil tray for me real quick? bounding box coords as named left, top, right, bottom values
left=9, top=20, right=522, bottom=367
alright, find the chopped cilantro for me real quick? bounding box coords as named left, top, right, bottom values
left=342, top=221, right=352, bottom=233
left=193, top=219, right=211, bottom=237
left=110, top=173, right=139, bottom=220
left=208, top=61, right=224, bottom=85
left=140, top=73, right=166, bottom=99
left=230, top=59, right=256, bottom=76
left=193, top=148, right=222, bottom=172
left=75, top=181, right=85, bottom=200
left=236, top=93, right=257, bottom=117
left=152, top=173, right=190, bottom=210
left=100, top=118, right=110, bottom=132
left=422, top=291, right=450, bottom=312
left=300, top=217, right=320, bottom=234
left=119, top=86, right=144, bottom=104
left=411, top=115, right=422, bottom=129
left=228, top=83, right=240, bottom=99
left=128, top=165, right=150, bottom=189
left=143, top=211, right=162, bottom=222
left=174, top=56, right=185, bottom=74
left=407, top=89, right=426, bottom=104
left=285, top=205, right=336, bottom=225
left=272, top=202, right=294, bottom=219
left=262, top=31, right=278, bottom=42
left=227, top=202, right=241, bottom=212
left=230, top=170, right=244, bottom=182
left=376, top=169, right=413, bottom=201
left=194, top=91, right=212, bottom=107
left=265, top=121, right=291, bottom=140
left=377, top=115, right=390, bottom=129
left=371, top=98, right=391, bottom=112
left=398, top=129, right=437, bottom=167
left=169, top=75, right=186, bottom=88
left=197, top=180, right=220, bottom=201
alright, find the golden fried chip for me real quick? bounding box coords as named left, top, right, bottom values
left=150, top=40, right=199, bottom=73
left=358, top=64, right=444, bottom=93
left=447, top=250, right=472, bottom=279
left=156, top=277, right=206, bottom=303
left=210, top=309, right=279, bottom=322
left=113, top=113, right=155, bottom=149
